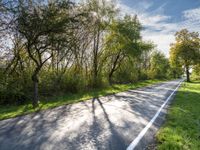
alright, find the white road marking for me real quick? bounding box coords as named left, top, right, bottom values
left=126, top=80, right=183, bottom=150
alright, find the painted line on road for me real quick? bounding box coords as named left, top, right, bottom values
left=127, top=80, right=183, bottom=150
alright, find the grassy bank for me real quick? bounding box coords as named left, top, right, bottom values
left=0, top=79, right=167, bottom=120
left=156, top=81, right=200, bottom=150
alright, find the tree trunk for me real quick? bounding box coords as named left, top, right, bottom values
left=173, top=70, right=176, bottom=79
left=93, top=26, right=100, bottom=87
left=108, top=71, right=113, bottom=85
left=108, top=53, right=122, bottom=85
left=32, top=73, right=39, bottom=108
left=186, top=66, right=190, bottom=82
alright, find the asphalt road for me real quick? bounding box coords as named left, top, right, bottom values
left=0, top=79, right=182, bottom=150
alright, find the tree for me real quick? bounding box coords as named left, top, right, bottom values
left=104, top=15, right=151, bottom=84
left=136, top=41, right=154, bottom=80
left=170, top=29, right=200, bottom=82
left=103, top=19, right=127, bottom=84
left=16, top=0, right=80, bottom=107
left=149, top=51, right=170, bottom=79
left=85, top=0, right=116, bottom=87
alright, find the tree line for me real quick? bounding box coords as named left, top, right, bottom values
left=0, top=0, right=199, bottom=107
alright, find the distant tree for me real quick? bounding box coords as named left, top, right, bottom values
left=136, top=41, right=154, bottom=80
left=169, top=51, right=183, bottom=79
left=149, top=51, right=170, bottom=79
left=170, top=29, right=200, bottom=82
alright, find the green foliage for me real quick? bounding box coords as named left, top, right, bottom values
left=148, top=51, right=171, bottom=79
left=191, top=64, right=200, bottom=80
left=104, top=16, right=154, bottom=84
left=0, top=71, right=31, bottom=105
left=113, top=59, right=139, bottom=83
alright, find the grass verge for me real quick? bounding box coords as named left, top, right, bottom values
left=156, top=81, right=200, bottom=150
left=0, top=79, right=167, bottom=120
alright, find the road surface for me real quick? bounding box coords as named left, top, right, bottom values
left=0, top=79, right=182, bottom=150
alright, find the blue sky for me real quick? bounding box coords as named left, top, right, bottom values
left=117, top=0, right=200, bottom=56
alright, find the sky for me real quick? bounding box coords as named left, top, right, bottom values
left=117, top=0, right=200, bottom=57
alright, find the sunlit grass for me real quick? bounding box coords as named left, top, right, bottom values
left=0, top=79, right=166, bottom=120
left=156, top=80, right=200, bottom=150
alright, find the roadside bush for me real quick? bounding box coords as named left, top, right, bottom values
left=191, top=64, right=200, bottom=80
left=0, top=73, right=30, bottom=105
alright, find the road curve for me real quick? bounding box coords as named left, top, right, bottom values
left=0, top=79, right=182, bottom=150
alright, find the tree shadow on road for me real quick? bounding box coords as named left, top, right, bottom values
left=0, top=81, right=189, bottom=150
left=91, top=97, right=126, bottom=150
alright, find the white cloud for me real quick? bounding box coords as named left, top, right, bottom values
left=117, top=1, right=200, bottom=57
left=183, top=7, right=200, bottom=20
left=181, top=7, right=200, bottom=32
left=142, top=32, right=175, bottom=56
left=116, top=2, right=138, bottom=16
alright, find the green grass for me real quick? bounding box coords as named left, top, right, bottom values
left=0, top=79, right=166, bottom=120
left=156, top=81, right=200, bottom=150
